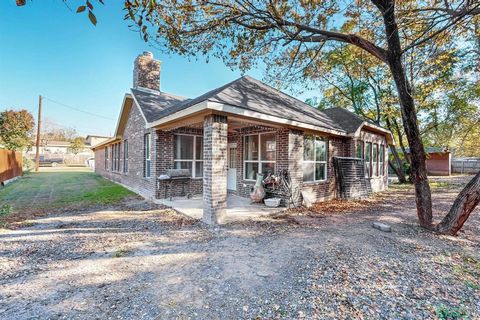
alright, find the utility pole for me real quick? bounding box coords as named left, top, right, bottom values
left=35, top=95, right=42, bottom=172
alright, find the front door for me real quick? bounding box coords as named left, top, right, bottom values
left=227, top=144, right=237, bottom=191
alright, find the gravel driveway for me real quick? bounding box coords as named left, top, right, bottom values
left=1, top=176, right=479, bottom=319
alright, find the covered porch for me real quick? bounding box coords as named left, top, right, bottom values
left=156, top=194, right=286, bottom=224
left=153, top=110, right=302, bottom=225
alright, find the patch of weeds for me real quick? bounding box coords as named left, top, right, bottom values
left=429, top=181, right=449, bottom=189
left=0, top=204, right=12, bottom=216
left=389, top=183, right=413, bottom=190
left=112, top=249, right=131, bottom=258
left=435, top=304, right=468, bottom=320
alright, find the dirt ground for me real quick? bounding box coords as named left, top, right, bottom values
left=0, top=175, right=479, bottom=319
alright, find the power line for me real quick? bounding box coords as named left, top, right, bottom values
left=42, top=96, right=116, bottom=121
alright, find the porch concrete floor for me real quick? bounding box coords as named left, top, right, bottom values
left=156, top=194, right=286, bottom=223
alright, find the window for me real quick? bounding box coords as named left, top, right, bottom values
left=110, top=143, right=121, bottom=172
left=244, top=133, right=276, bottom=180
left=112, top=144, right=117, bottom=171
left=365, top=142, right=372, bottom=177
left=123, top=140, right=128, bottom=173
left=173, top=134, right=203, bottom=178
left=356, top=141, right=364, bottom=159
left=379, top=144, right=385, bottom=176
left=303, top=136, right=327, bottom=182
left=143, top=133, right=151, bottom=178
left=116, top=142, right=121, bottom=172
left=110, top=145, right=114, bottom=171
left=105, top=147, right=109, bottom=170
left=373, top=143, right=379, bottom=176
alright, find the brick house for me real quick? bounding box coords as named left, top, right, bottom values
left=92, top=52, right=393, bottom=224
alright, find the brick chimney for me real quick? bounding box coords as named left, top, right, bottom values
left=133, top=51, right=161, bottom=91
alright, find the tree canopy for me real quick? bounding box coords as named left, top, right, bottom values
left=0, top=109, right=35, bottom=151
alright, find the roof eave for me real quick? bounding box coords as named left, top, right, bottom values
left=90, top=137, right=119, bottom=151
left=353, top=121, right=395, bottom=145
left=147, top=100, right=348, bottom=137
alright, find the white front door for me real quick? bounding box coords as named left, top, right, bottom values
left=227, top=144, right=237, bottom=191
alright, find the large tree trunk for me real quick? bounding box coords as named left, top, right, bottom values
left=375, top=0, right=433, bottom=228
left=436, top=171, right=480, bottom=235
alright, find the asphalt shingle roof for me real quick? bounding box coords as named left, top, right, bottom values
left=130, top=76, right=384, bottom=134
left=131, top=88, right=189, bottom=123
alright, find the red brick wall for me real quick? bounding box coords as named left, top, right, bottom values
left=94, top=101, right=157, bottom=198
left=94, top=111, right=390, bottom=203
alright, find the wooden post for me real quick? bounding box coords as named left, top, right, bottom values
left=35, top=95, right=42, bottom=172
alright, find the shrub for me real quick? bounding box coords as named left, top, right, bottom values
left=0, top=204, right=12, bottom=216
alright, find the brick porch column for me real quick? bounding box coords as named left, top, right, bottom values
left=288, top=129, right=304, bottom=206
left=203, top=114, right=228, bottom=224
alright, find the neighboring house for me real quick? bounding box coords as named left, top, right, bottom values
left=86, top=135, right=110, bottom=148
left=26, top=136, right=109, bottom=166
left=92, top=52, right=393, bottom=224
left=28, top=140, right=72, bottom=155
left=403, top=147, right=451, bottom=176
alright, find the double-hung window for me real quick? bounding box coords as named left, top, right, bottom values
left=117, top=142, right=121, bottom=172
left=365, top=142, right=372, bottom=177
left=303, top=136, right=327, bottom=182
left=105, top=147, right=109, bottom=170
left=379, top=144, right=385, bottom=176
left=110, top=145, right=114, bottom=171
left=356, top=141, right=364, bottom=159
left=113, top=144, right=117, bottom=171
left=112, top=143, right=121, bottom=172
left=123, top=140, right=128, bottom=173
left=244, top=133, right=276, bottom=180
left=113, top=144, right=116, bottom=171
left=143, top=133, right=151, bottom=178
left=174, top=135, right=203, bottom=178
left=373, top=143, right=379, bottom=176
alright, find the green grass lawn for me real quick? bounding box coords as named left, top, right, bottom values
left=0, top=168, right=135, bottom=226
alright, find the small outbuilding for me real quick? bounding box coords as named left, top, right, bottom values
left=404, top=147, right=451, bottom=176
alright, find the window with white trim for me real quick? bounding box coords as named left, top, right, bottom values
left=356, top=140, right=364, bottom=159
left=379, top=144, right=385, bottom=176
left=110, top=145, right=114, bottom=171
left=113, top=144, right=117, bottom=171
left=303, top=136, right=327, bottom=182
left=244, top=133, right=276, bottom=180
left=143, top=133, right=151, bottom=178
left=373, top=143, right=379, bottom=176
left=365, top=142, right=372, bottom=177
left=123, top=140, right=128, bottom=173
left=105, top=147, right=109, bottom=170
left=174, top=134, right=203, bottom=178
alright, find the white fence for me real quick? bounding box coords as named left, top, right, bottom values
left=452, top=159, right=480, bottom=174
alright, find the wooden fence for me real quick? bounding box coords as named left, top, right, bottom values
left=452, top=159, right=480, bottom=174
left=0, top=149, right=23, bottom=183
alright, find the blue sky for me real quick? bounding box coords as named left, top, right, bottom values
left=0, top=1, right=319, bottom=137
